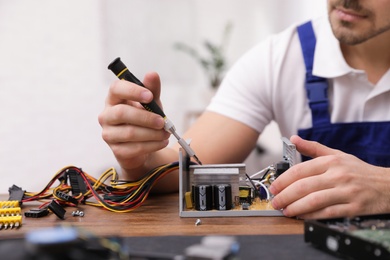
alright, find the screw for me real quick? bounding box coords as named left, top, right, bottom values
left=195, top=219, right=202, bottom=226
left=71, top=210, right=84, bottom=217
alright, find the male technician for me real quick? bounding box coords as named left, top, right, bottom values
left=98, top=0, right=390, bottom=219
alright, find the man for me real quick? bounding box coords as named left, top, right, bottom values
left=98, top=0, right=390, bottom=219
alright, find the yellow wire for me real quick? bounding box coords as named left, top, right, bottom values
left=24, top=163, right=178, bottom=213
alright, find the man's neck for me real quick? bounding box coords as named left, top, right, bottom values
left=341, top=30, right=390, bottom=84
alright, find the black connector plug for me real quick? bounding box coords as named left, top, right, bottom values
left=67, top=168, right=87, bottom=195
left=55, top=191, right=79, bottom=205
left=8, top=184, right=25, bottom=204
left=275, top=161, right=290, bottom=178
left=48, top=200, right=66, bottom=220
left=25, top=208, right=50, bottom=218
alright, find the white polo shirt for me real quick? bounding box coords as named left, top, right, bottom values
left=207, top=15, right=390, bottom=138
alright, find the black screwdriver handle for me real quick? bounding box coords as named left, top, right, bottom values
left=108, top=57, right=166, bottom=118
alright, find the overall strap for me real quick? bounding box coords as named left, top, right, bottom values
left=297, top=21, right=330, bottom=126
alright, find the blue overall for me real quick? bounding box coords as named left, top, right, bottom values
left=296, top=21, right=390, bottom=167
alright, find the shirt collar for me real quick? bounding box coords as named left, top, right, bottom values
left=312, top=16, right=354, bottom=78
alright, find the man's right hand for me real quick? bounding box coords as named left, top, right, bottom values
left=98, top=72, right=171, bottom=178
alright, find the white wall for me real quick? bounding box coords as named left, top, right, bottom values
left=0, top=0, right=113, bottom=193
left=0, top=0, right=326, bottom=192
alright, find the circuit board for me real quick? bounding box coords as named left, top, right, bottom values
left=181, top=197, right=279, bottom=217
left=178, top=137, right=296, bottom=218
left=178, top=160, right=283, bottom=217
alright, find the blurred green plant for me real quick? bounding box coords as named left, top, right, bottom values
left=174, top=22, right=233, bottom=89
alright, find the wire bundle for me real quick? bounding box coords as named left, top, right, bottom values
left=21, top=162, right=180, bottom=213
left=246, top=166, right=275, bottom=201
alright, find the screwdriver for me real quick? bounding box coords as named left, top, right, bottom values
left=108, top=57, right=202, bottom=165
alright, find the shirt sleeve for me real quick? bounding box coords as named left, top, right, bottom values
left=206, top=37, right=275, bottom=134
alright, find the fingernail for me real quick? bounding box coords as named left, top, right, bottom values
left=269, top=185, right=276, bottom=194
left=271, top=198, right=279, bottom=210
left=156, top=117, right=165, bottom=128
left=141, top=90, right=152, bottom=102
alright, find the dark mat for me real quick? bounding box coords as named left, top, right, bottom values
left=0, top=234, right=338, bottom=259
left=123, top=234, right=339, bottom=259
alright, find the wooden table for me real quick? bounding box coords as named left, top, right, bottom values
left=2, top=193, right=304, bottom=238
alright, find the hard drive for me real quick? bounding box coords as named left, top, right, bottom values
left=305, top=214, right=390, bottom=259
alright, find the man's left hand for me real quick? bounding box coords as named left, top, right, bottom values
left=270, top=135, right=390, bottom=219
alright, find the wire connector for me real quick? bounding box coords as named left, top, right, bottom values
left=8, top=185, right=25, bottom=205
left=0, top=200, right=22, bottom=230
left=0, top=215, right=22, bottom=229
left=67, top=169, right=87, bottom=196
left=55, top=191, right=79, bottom=205
left=48, top=200, right=66, bottom=220
left=25, top=208, right=49, bottom=218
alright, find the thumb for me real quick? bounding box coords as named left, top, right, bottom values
left=290, top=135, right=342, bottom=159
left=142, top=72, right=163, bottom=108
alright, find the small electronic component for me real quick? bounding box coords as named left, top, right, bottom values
left=184, top=191, right=193, bottom=209
left=241, top=203, right=250, bottom=210
left=239, top=186, right=252, bottom=204
left=275, top=161, right=290, bottom=177
left=0, top=200, right=22, bottom=230
left=213, top=184, right=232, bottom=211
left=194, top=185, right=213, bottom=211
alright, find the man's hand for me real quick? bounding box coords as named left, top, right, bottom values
left=270, top=135, right=390, bottom=219
left=98, top=72, right=171, bottom=178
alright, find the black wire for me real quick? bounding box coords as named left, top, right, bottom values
left=245, top=173, right=262, bottom=199
left=259, top=168, right=270, bottom=181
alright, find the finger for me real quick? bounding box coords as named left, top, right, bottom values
left=290, top=135, right=342, bottom=159
left=102, top=124, right=170, bottom=144
left=99, top=104, right=165, bottom=130
left=280, top=187, right=346, bottom=218
left=270, top=158, right=329, bottom=195
left=271, top=173, right=333, bottom=210
left=142, top=72, right=161, bottom=101
left=295, top=203, right=351, bottom=219
left=270, top=136, right=342, bottom=195
left=111, top=140, right=170, bottom=169
left=112, top=141, right=170, bottom=158
left=106, top=80, right=154, bottom=106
